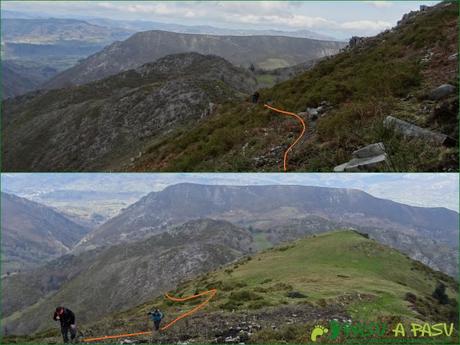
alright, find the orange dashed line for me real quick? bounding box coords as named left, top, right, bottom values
left=82, top=289, right=217, bottom=342
left=264, top=104, right=307, bottom=172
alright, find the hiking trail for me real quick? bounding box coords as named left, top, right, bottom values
left=82, top=289, right=217, bottom=342
left=264, top=104, right=307, bottom=172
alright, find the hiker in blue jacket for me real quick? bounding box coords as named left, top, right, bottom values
left=148, top=309, right=164, bottom=332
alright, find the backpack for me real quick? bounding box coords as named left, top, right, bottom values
left=151, top=311, right=163, bottom=321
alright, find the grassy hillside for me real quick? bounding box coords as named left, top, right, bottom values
left=134, top=2, right=458, bottom=172
left=2, top=219, right=253, bottom=335
left=11, top=231, right=457, bottom=344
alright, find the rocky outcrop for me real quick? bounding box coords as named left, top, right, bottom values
left=383, top=116, right=455, bottom=146
left=334, top=143, right=388, bottom=172
left=299, top=101, right=333, bottom=123
left=348, top=36, right=367, bottom=49
left=427, top=84, right=456, bottom=100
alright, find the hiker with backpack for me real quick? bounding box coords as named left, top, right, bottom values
left=148, top=309, right=164, bottom=333
left=53, top=306, right=77, bottom=343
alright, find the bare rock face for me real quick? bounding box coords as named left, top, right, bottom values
left=383, top=116, right=455, bottom=146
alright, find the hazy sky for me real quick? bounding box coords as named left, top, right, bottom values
left=2, top=1, right=440, bottom=38
left=2, top=173, right=458, bottom=211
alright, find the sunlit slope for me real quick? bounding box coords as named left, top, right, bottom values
left=17, top=231, right=456, bottom=344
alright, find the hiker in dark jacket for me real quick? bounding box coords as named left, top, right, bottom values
left=252, top=91, right=260, bottom=104
left=53, top=307, right=76, bottom=343
left=148, top=309, right=164, bottom=332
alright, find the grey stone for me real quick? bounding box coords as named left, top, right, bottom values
left=306, top=107, right=319, bottom=121
left=448, top=53, right=458, bottom=61
left=428, top=84, right=456, bottom=100
left=343, top=154, right=388, bottom=172
left=384, top=116, right=450, bottom=145
left=333, top=162, right=349, bottom=172
left=348, top=36, right=366, bottom=48
left=352, top=142, right=385, bottom=159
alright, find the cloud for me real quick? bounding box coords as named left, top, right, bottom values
left=4, top=1, right=421, bottom=37
left=341, top=20, right=392, bottom=31
left=366, top=1, right=394, bottom=8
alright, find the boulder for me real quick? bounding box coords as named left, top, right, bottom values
left=352, top=142, right=385, bottom=159
left=335, top=142, right=389, bottom=172
left=427, top=84, right=456, bottom=100
left=306, top=107, right=319, bottom=121
left=334, top=154, right=388, bottom=172
left=384, top=116, right=454, bottom=146
left=448, top=53, right=458, bottom=61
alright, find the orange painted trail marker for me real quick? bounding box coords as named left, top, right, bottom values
left=82, top=289, right=217, bottom=342
left=264, top=104, right=307, bottom=172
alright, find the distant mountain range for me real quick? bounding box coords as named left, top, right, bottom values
left=86, top=17, right=340, bottom=41
left=1, top=13, right=342, bottom=98
left=2, top=10, right=341, bottom=41
left=43, top=30, right=344, bottom=89
left=1, top=193, right=90, bottom=273
left=1, top=18, right=131, bottom=45
left=1, top=17, right=133, bottom=98
left=75, top=183, right=458, bottom=276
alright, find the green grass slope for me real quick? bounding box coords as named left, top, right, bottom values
left=9, top=231, right=457, bottom=344
left=134, top=1, right=458, bottom=172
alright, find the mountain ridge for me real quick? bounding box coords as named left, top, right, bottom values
left=1, top=192, right=91, bottom=273
left=2, top=53, right=258, bottom=171
left=74, top=183, right=458, bottom=277
left=43, top=30, right=344, bottom=89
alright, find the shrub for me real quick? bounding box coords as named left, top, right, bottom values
left=432, top=282, right=449, bottom=305
left=287, top=291, right=307, bottom=298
